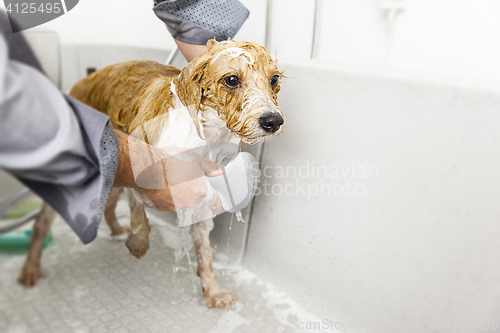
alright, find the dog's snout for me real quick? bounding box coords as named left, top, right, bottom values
left=259, top=113, right=284, bottom=133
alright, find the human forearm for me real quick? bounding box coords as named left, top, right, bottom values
left=174, top=38, right=208, bottom=62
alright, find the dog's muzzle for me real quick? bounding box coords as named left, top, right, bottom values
left=259, top=113, right=284, bottom=133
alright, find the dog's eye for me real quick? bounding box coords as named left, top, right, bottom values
left=270, top=75, right=280, bottom=87
left=224, top=76, right=240, bottom=88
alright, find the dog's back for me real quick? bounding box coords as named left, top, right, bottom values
left=69, top=61, right=181, bottom=135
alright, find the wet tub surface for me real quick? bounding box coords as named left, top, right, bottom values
left=0, top=200, right=332, bottom=333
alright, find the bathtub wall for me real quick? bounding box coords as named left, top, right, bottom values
left=244, top=61, right=500, bottom=331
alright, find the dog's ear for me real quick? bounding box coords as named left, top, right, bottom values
left=174, top=53, right=212, bottom=140
left=206, top=38, right=217, bottom=51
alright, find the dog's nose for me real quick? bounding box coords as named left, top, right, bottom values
left=259, top=113, right=284, bottom=133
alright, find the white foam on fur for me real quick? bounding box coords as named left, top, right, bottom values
left=210, top=47, right=254, bottom=66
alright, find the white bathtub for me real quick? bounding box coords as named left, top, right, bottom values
left=245, top=61, right=500, bottom=331
left=1, top=36, right=500, bottom=332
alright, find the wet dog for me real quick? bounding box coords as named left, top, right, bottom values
left=18, top=39, right=284, bottom=308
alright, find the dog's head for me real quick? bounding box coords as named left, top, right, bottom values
left=174, top=39, right=284, bottom=144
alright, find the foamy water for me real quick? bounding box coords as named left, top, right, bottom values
left=0, top=199, right=336, bottom=333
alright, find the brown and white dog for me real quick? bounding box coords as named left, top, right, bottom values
left=18, top=39, right=284, bottom=308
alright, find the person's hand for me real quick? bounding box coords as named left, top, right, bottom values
left=134, top=147, right=224, bottom=213
left=112, top=129, right=223, bottom=213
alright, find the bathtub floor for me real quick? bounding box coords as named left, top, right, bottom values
left=0, top=200, right=332, bottom=333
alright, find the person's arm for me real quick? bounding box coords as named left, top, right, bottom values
left=0, top=28, right=118, bottom=243
left=173, top=38, right=207, bottom=62
left=153, top=0, right=249, bottom=61
left=0, top=22, right=220, bottom=243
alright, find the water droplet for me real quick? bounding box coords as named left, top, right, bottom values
left=176, top=218, right=198, bottom=296
left=236, top=211, right=244, bottom=222
left=224, top=213, right=235, bottom=268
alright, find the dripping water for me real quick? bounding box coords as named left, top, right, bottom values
left=175, top=218, right=198, bottom=294
left=223, top=212, right=235, bottom=274
left=235, top=211, right=244, bottom=223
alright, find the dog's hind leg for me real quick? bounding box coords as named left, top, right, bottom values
left=104, top=187, right=129, bottom=239
left=191, top=218, right=236, bottom=308
left=125, top=189, right=151, bottom=259
left=18, top=203, right=55, bottom=287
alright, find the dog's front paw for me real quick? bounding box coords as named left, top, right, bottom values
left=206, top=290, right=237, bottom=308
left=18, top=263, right=41, bottom=287
left=125, top=232, right=149, bottom=259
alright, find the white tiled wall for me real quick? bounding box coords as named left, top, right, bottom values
left=269, top=0, right=500, bottom=82
left=29, top=0, right=174, bottom=50
left=58, top=44, right=170, bottom=92
left=298, top=0, right=500, bottom=82
left=13, top=0, right=500, bottom=82
left=266, top=0, right=317, bottom=61
left=26, top=0, right=267, bottom=52
left=21, top=31, right=60, bottom=86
